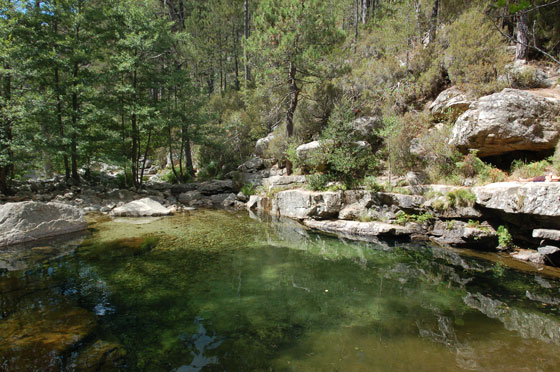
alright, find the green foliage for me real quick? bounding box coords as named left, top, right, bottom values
left=497, top=225, right=513, bottom=249
left=445, top=7, right=509, bottom=94
left=362, top=176, right=384, bottom=192
left=241, top=183, right=257, bottom=196
left=510, top=159, right=551, bottom=179
left=307, top=174, right=331, bottom=191
left=161, top=171, right=177, bottom=184
left=446, top=189, right=477, bottom=208
left=395, top=211, right=434, bottom=225
left=492, top=261, right=506, bottom=278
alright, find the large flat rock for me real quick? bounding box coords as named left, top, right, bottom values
left=473, top=182, right=560, bottom=216
left=0, top=202, right=87, bottom=246
left=451, top=89, right=560, bottom=157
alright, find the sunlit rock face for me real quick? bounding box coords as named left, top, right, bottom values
left=0, top=201, right=87, bottom=246
left=451, top=89, right=560, bottom=157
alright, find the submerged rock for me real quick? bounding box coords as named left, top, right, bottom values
left=0, top=201, right=87, bottom=246
left=0, top=302, right=96, bottom=371
left=110, top=198, right=172, bottom=217
left=451, top=89, right=560, bottom=157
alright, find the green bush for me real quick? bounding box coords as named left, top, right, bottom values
left=445, top=7, right=509, bottom=95
left=497, top=225, right=513, bottom=249
left=362, top=176, right=384, bottom=192
left=510, top=159, right=551, bottom=180
left=241, top=183, right=256, bottom=196
left=446, top=189, right=477, bottom=208
left=307, top=174, right=331, bottom=191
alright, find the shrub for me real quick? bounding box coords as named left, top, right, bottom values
left=241, top=183, right=256, bottom=196
left=306, top=100, right=378, bottom=184
left=307, top=174, right=331, bottom=191
left=497, top=225, right=513, bottom=249
left=161, top=170, right=178, bottom=184
left=362, top=176, right=384, bottom=192
left=446, top=189, right=477, bottom=208
left=510, top=159, right=551, bottom=180
left=445, top=7, right=509, bottom=95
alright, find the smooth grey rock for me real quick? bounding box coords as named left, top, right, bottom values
left=295, top=141, right=322, bottom=161
left=110, top=198, right=172, bottom=217
left=272, top=190, right=342, bottom=219
left=405, top=171, right=427, bottom=186
left=263, top=175, right=307, bottom=191
left=533, top=229, right=560, bottom=241
left=255, top=132, right=276, bottom=157
left=238, top=157, right=265, bottom=173
left=351, top=116, right=382, bottom=140
left=178, top=190, right=202, bottom=205
left=246, top=195, right=263, bottom=210
left=236, top=191, right=249, bottom=202
left=430, top=220, right=497, bottom=250
left=198, top=180, right=233, bottom=195
left=429, top=86, right=475, bottom=119
left=473, top=182, right=560, bottom=217
left=512, top=249, right=544, bottom=264
left=502, top=60, right=554, bottom=88
left=451, top=89, right=560, bottom=157
left=222, top=193, right=237, bottom=207
left=104, top=189, right=138, bottom=201
left=303, top=219, right=421, bottom=239
left=0, top=202, right=87, bottom=246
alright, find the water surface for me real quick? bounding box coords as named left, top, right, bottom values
left=1, top=210, right=560, bottom=371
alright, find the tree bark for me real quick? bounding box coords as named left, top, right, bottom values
left=285, top=61, right=299, bottom=176
left=428, top=0, right=439, bottom=44
left=354, top=0, right=359, bottom=53
left=244, top=0, right=251, bottom=86
left=515, top=10, right=529, bottom=60
left=131, top=68, right=139, bottom=189
left=71, top=61, right=80, bottom=183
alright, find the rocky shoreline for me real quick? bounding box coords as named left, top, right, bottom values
left=2, top=174, right=560, bottom=269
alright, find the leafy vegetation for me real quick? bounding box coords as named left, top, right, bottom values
left=1, top=0, right=559, bottom=195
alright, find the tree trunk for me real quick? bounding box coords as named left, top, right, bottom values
left=71, top=61, right=80, bottom=183
left=244, top=0, right=251, bottom=86
left=131, top=68, right=139, bottom=189
left=285, top=61, right=299, bottom=176
left=354, top=0, right=359, bottom=53
left=361, top=0, right=367, bottom=24
left=428, top=0, right=439, bottom=44
left=0, top=64, right=12, bottom=195
left=233, top=22, right=240, bottom=91
left=515, top=10, right=529, bottom=60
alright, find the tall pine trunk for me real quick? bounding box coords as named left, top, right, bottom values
left=428, top=0, right=439, bottom=44
left=0, top=64, right=13, bottom=195
left=244, top=0, right=251, bottom=86
left=285, top=62, right=299, bottom=176
left=515, top=11, right=529, bottom=60
left=71, top=61, right=80, bottom=183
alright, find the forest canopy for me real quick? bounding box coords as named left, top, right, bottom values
left=1, top=0, right=559, bottom=194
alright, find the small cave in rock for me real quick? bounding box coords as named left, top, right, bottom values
left=481, top=149, right=555, bottom=171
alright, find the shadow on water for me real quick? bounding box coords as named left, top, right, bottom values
left=1, top=209, right=560, bottom=371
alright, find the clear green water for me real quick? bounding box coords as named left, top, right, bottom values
left=2, top=210, right=560, bottom=371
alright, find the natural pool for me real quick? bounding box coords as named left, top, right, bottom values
left=1, top=210, right=560, bottom=372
